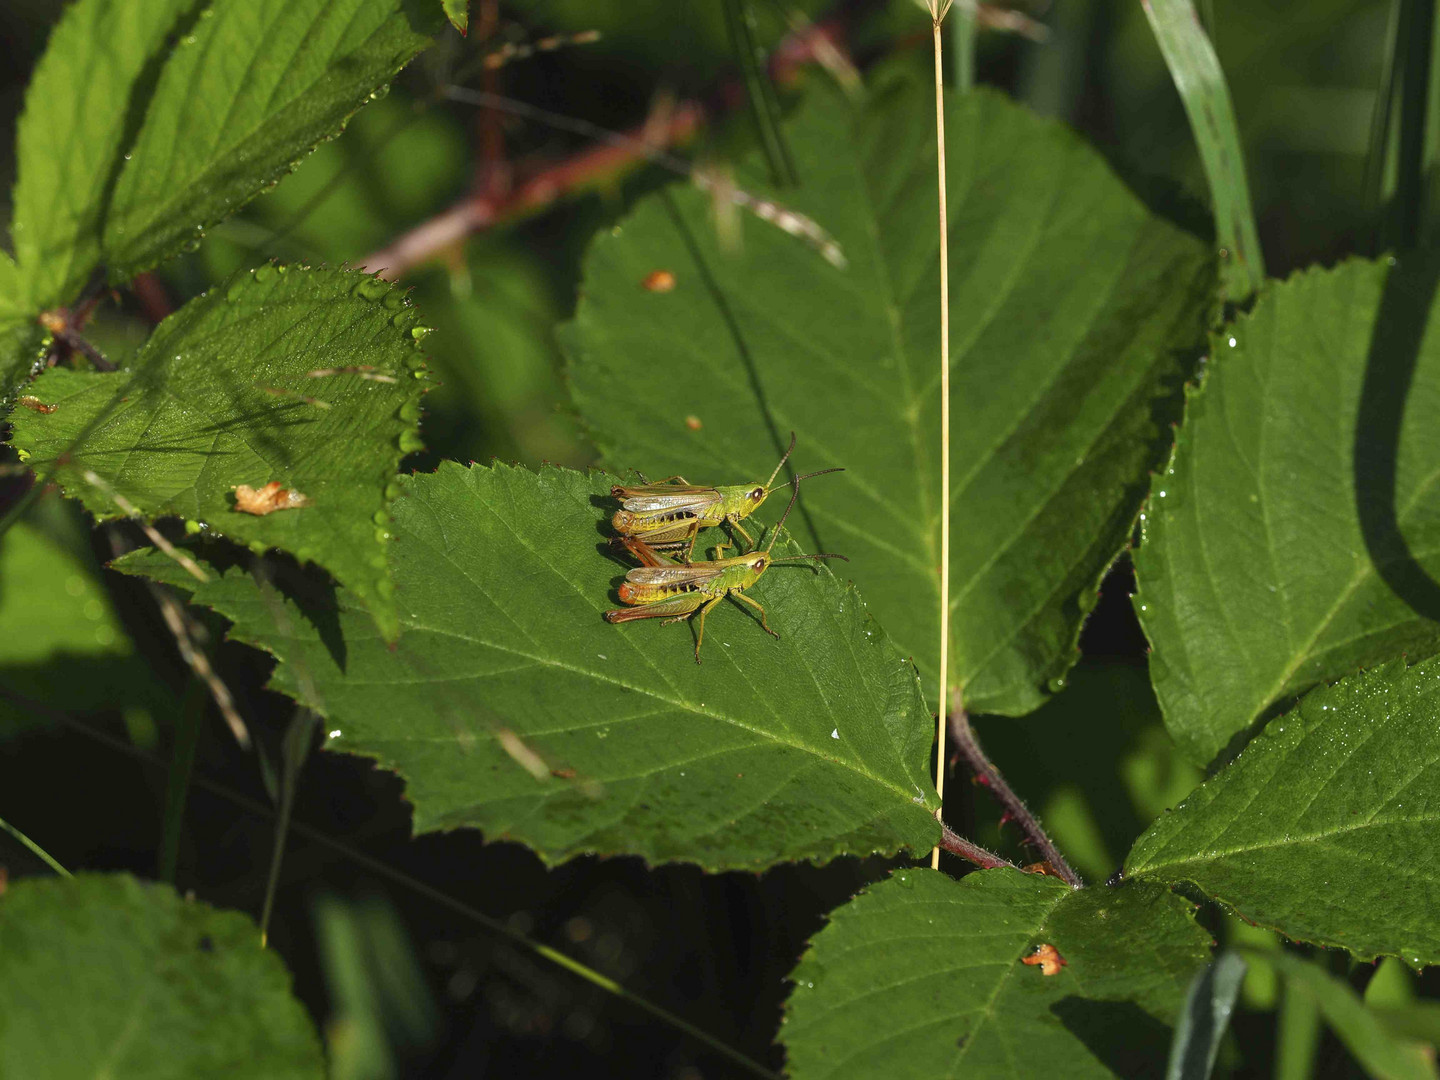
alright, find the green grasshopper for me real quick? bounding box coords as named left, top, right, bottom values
left=609, top=432, right=843, bottom=561
left=604, top=476, right=847, bottom=663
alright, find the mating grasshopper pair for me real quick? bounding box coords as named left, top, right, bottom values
left=604, top=436, right=847, bottom=663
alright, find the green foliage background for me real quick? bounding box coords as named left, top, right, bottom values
left=2, top=0, right=1439, bottom=1077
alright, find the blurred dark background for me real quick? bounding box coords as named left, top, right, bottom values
left=1, top=1, right=1433, bottom=1076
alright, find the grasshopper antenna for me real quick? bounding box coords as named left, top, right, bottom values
left=772, top=465, right=845, bottom=494
left=763, top=474, right=804, bottom=554
left=760, top=476, right=849, bottom=564
left=764, top=431, right=798, bottom=489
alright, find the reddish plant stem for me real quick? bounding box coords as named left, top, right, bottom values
left=948, top=692, right=1083, bottom=887
left=938, top=822, right=1016, bottom=872
left=130, top=272, right=174, bottom=325
left=358, top=101, right=704, bottom=279
left=359, top=14, right=850, bottom=281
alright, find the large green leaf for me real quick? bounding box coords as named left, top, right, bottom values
left=116, top=462, right=942, bottom=869
left=565, top=76, right=1215, bottom=714
left=782, top=868, right=1211, bottom=1079
left=103, top=0, right=436, bottom=279
left=1135, top=257, right=1440, bottom=763
left=8, top=266, right=428, bottom=639
left=9, top=0, right=198, bottom=310
left=0, top=873, right=324, bottom=1079
left=1126, top=658, right=1440, bottom=967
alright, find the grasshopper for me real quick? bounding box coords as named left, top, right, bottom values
left=609, top=432, right=842, bottom=560
left=604, top=476, right=847, bottom=663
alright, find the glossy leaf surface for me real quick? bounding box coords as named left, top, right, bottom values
left=1136, top=258, right=1440, bottom=762
left=1127, top=658, right=1440, bottom=967
left=8, top=266, right=428, bottom=638
left=566, top=76, right=1214, bottom=714
left=783, top=867, right=1211, bottom=1079
left=116, top=462, right=942, bottom=869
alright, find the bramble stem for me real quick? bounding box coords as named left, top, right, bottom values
left=938, top=822, right=1015, bottom=872
left=948, top=694, right=1083, bottom=887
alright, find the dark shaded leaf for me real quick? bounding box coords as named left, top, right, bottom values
left=0, top=873, right=325, bottom=1078
left=783, top=868, right=1211, bottom=1079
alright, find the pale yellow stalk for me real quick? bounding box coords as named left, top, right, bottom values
left=929, top=0, right=953, bottom=871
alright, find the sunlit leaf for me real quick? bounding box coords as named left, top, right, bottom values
left=8, top=266, right=429, bottom=639
left=102, top=0, right=436, bottom=278
left=565, top=75, right=1215, bottom=714
left=9, top=0, right=197, bottom=310
left=1127, top=658, right=1440, bottom=967
left=1135, top=257, right=1440, bottom=762
left=116, top=461, right=942, bottom=869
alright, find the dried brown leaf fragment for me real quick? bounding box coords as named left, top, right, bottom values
left=1021, top=943, right=1067, bottom=976
left=234, top=481, right=312, bottom=516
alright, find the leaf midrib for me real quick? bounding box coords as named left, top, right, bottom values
left=1134, top=806, right=1440, bottom=874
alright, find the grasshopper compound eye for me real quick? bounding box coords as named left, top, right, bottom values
left=749, top=487, right=764, bottom=501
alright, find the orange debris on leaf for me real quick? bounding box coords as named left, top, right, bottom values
left=1022, top=944, right=1067, bottom=976
left=642, top=269, right=676, bottom=292
left=233, top=481, right=312, bottom=516
left=16, top=396, right=56, bottom=414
